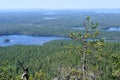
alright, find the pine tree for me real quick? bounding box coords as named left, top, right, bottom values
left=70, top=16, right=105, bottom=80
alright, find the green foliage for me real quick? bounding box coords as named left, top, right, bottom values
left=67, top=17, right=120, bottom=80
left=69, top=17, right=104, bottom=80
left=0, top=11, right=120, bottom=40
left=0, top=61, right=15, bottom=80
left=0, top=40, right=120, bottom=79
left=34, top=70, right=48, bottom=80
left=0, top=14, right=120, bottom=80
left=110, top=54, right=120, bottom=79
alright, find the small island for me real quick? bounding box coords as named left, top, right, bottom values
left=3, top=38, right=10, bottom=43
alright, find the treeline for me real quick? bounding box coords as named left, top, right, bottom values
left=0, top=24, right=71, bottom=37
left=0, top=11, right=120, bottom=40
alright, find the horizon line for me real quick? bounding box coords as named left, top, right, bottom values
left=0, top=8, right=120, bottom=10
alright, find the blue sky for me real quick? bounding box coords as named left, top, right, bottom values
left=0, top=0, right=120, bottom=9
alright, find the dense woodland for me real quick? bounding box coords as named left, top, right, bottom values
left=0, top=10, right=120, bottom=40
left=0, top=41, right=120, bottom=80
left=0, top=10, right=120, bottom=80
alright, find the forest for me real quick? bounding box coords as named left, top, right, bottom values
left=0, top=41, right=120, bottom=80
left=0, top=10, right=120, bottom=80
left=0, top=9, right=120, bottom=40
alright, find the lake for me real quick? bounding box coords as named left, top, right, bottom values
left=43, top=17, right=57, bottom=20
left=106, top=27, right=120, bottom=31
left=73, top=27, right=120, bottom=31
left=72, top=27, right=85, bottom=30
left=0, top=35, right=66, bottom=46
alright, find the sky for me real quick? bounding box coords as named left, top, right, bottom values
left=0, top=0, right=120, bottom=9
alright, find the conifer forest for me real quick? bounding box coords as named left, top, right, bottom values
left=0, top=9, right=120, bottom=80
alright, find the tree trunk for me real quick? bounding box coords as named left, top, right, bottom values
left=82, top=37, right=87, bottom=80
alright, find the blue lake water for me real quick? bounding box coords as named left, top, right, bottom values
left=43, top=17, right=57, bottom=20
left=106, top=27, right=120, bottom=31
left=73, top=27, right=120, bottom=31
left=72, top=27, right=85, bottom=30
left=0, top=35, right=66, bottom=46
